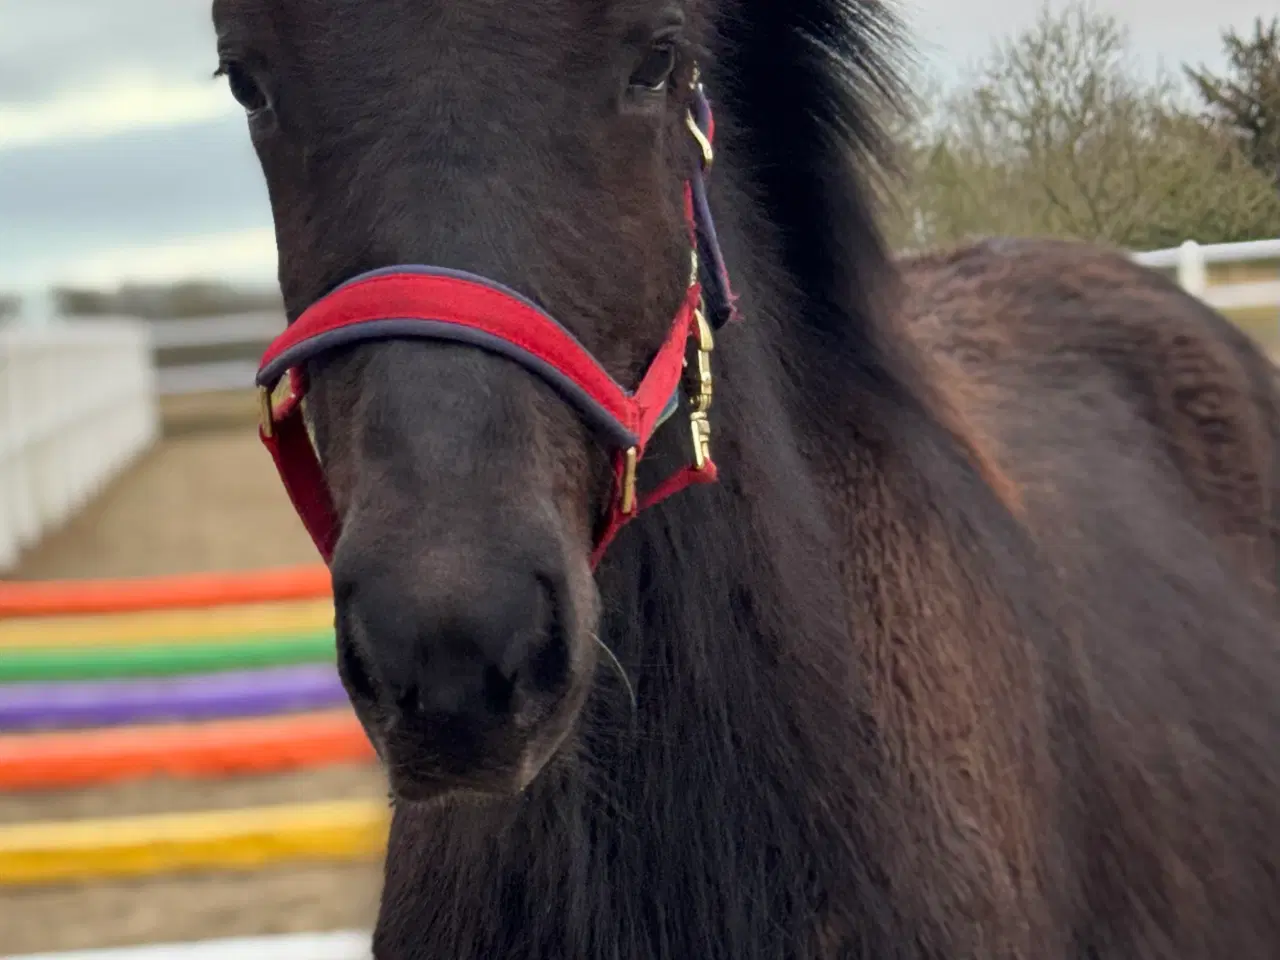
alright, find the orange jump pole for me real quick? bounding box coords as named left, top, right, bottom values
left=0, top=565, right=331, bottom=618
left=0, top=710, right=375, bottom=791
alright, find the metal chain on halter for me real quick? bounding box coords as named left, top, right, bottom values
left=685, top=282, right=715, bottom=472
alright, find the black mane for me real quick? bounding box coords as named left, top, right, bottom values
left=712, top=0, right=907, bottom=330
left=706, top=0, right=962, bottom=446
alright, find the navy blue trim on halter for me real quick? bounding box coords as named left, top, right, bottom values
left=258, top=317, right=642, bottom=451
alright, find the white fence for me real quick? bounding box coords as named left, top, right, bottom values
left=0, top=319, right=159, bottom=571
left=1131, top=237, right=1280, bottom=314
left=148, top=310, right=283, bottom=396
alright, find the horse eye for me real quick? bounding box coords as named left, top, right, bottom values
left=629, top=41, right=676, bottom=93
left=221, top=61, right=269, bottom=114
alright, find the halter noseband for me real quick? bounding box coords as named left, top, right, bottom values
left=255, top=74, right=738, bottom=569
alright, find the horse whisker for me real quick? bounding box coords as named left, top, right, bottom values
left=592, top=632, right=637, bottom=714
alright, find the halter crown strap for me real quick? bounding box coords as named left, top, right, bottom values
left=256, top=77, right=737, bottom=568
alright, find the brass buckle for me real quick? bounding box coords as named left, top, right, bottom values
left=257, top=376, right=297, bottom=439
left=620, top=447, right=639, bottom=515
left=257, top=385, right=274, bottom=438
left=686, top=303, right=714, bottom=470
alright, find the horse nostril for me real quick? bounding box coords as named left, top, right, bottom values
left=394, top=687, right=419, bottom=716
left=522, top=573, right=569, bottom=692
left=338, top=635, right=379, bottom=704
left=527, top=619, right=569, bottom=694
left=332, top=552, right=574, bottom=731
left=483, top=662, right=517, bottom=715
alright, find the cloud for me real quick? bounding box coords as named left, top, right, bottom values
left=0, top=115, right=273, bottom=290
left=901, top=0, right=1264, bottom=81
left=0, top=0, right=216, bottom=105
left=0, top=71, right=237, bottom=150
left=8, top=226, right=279, bottom=290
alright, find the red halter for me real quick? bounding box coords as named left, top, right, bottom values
left=255, top=79, right=737, bottom=569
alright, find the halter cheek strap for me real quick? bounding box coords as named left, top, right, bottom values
left=255, top=77, right=737, bottom=569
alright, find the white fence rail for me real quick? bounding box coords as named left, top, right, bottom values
left=148, top=310, right=282, bottom=396
left=1131, top=238, right=1280, bottom=314
left=0, top=320, right=159, bottom=571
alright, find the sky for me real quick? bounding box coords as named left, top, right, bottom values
left=0, top=0, right=1271, bottom=294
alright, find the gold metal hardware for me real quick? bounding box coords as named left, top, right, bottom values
left=692, top=302, right=715, bottom=353
left=687, top=309, right=714, bottom=411
left=685, top=112, right=713, bottom=169
left=258, top=376, right=297, bottom=439
left=620, top=447, right=639, bottom=514
left=689, top=411, right=712, bottom=471
left=685, top=302, right=715, bottom=470
left=685, top=65, right=713, bottom=168
left=257, top=385, right=274, bottom=438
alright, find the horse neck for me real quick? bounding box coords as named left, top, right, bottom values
left=593, top=340, right=859, bottom=731
left=379, top=150, right=944, bottom=960
left=550, top=318, right=881, bottom=956
left=591, top=171, right=874, bottom=737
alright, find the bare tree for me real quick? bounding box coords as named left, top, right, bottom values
left=886, top=2, right=1280, bottom=251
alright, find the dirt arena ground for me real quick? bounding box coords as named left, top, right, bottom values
left=1, top=393, right=388, bottom=955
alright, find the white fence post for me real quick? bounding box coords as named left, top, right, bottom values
left=1130, top=237, right=1280, bottom=321
left=1175, top=240, right=1207, bottom=297
left=0, top=320, right=159, bottom=573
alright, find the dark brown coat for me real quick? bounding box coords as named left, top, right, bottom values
left=209, top=0, right=1280, bottom=955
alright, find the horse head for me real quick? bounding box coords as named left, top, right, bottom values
left=212, top=0, right=730, bottom=802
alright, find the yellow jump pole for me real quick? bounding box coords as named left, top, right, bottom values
left=0, top=799, right=389, bottom=886
left=0, top=600, right=335, bottom=649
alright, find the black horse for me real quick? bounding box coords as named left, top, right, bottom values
left=212, top=0, right=1280, bottom=957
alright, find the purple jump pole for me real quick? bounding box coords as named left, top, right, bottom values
left=0, top=664, right=349, bottom=732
